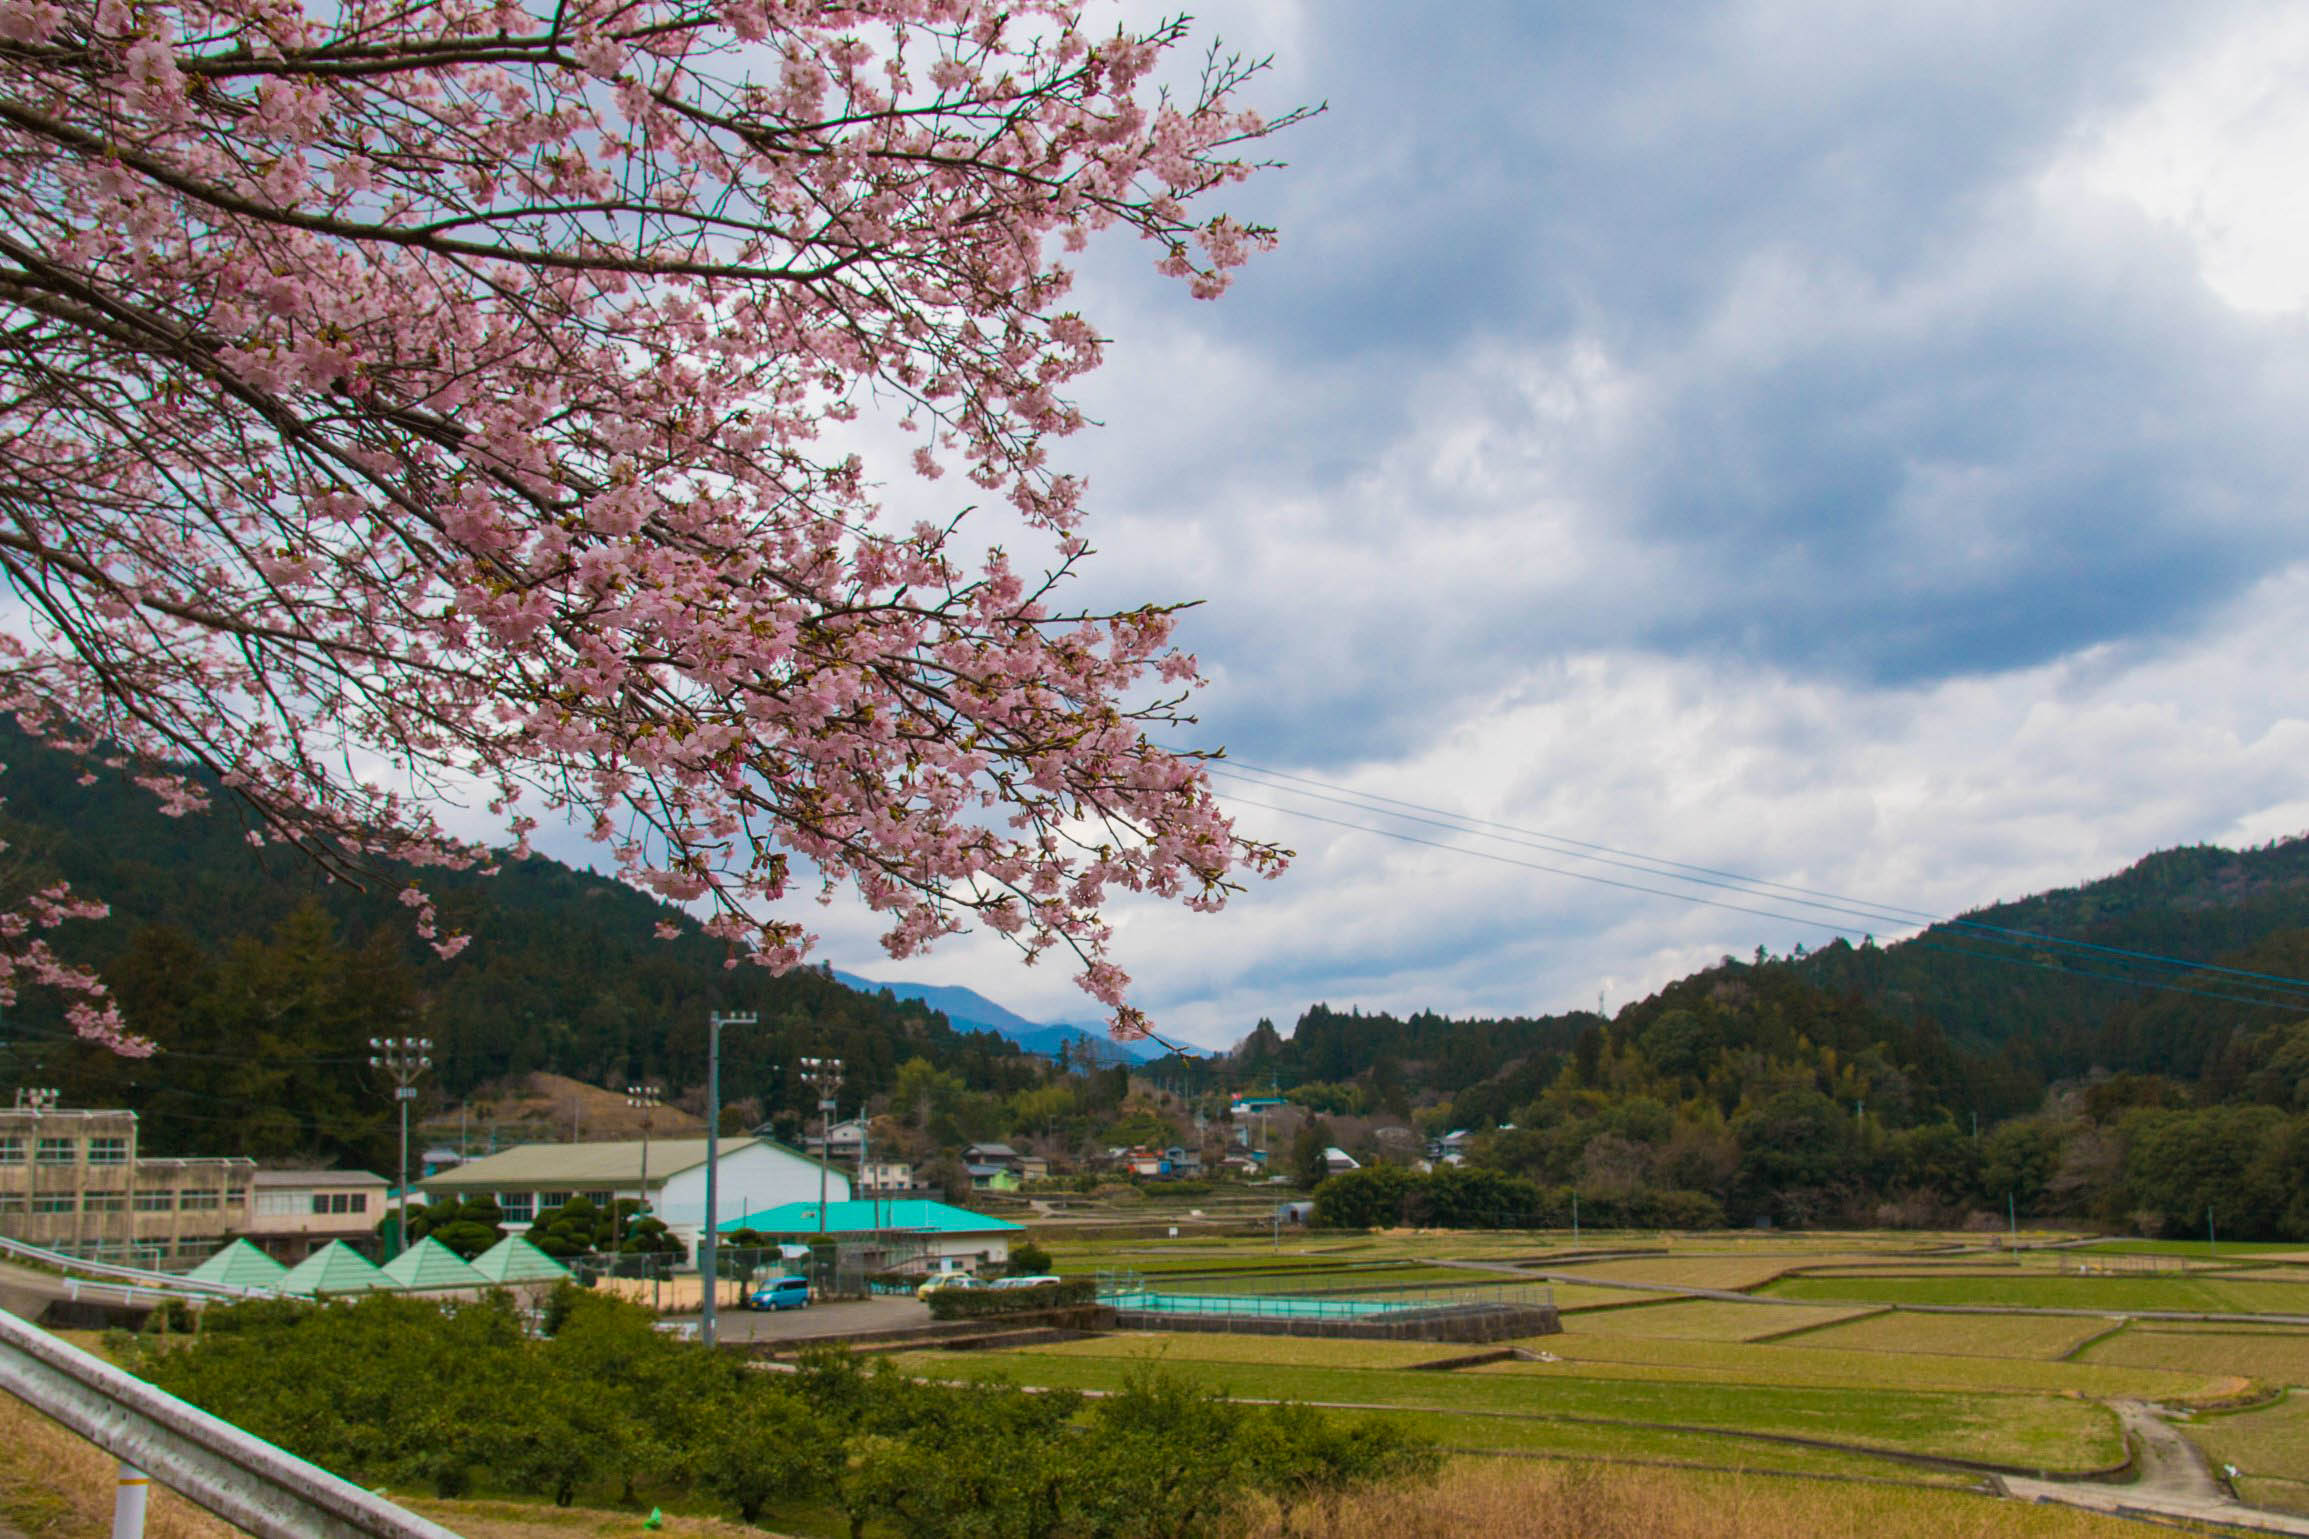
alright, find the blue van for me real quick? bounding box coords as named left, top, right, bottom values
left=745, top=1276, right=811, bottom=1311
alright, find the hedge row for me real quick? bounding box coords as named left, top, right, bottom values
left=926, top=1278, right=1099, bottom=1319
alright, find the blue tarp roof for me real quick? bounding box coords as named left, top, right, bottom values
left=718, top=1198, right=1023, bottom=1235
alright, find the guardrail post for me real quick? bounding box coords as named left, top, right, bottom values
left=112, top=1460, right=150, bottom=1539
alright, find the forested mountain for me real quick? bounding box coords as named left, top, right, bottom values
left=0, top=728, right=1042, bottom=1173
left=1795, top=841, right=2309, bottom=1063
left=1227, top=838, right=2309, bottom=1130
left=1246, top=841, right=2309, bottom=1239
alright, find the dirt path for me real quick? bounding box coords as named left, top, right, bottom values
left=2001, top=1400, right=2309, bottom=1535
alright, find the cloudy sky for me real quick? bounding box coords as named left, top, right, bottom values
left=831, top=0, right=2309, bottom=1049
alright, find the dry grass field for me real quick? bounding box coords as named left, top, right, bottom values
left=1224, top=1457, right=2151, bottom=1539
left=0, top=1387, right=246, bottom=1539
left=1537, top=1255, right=1816, bottom=1290
left=1566, top=1299, right=1876, bottom=1340
left=1788, top=1310, right=2111, bottom=1360
left=2078, top=1323, right=2309, bottom=1387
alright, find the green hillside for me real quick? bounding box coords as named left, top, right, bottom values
left=0, top=727, right=1041, bottom=1173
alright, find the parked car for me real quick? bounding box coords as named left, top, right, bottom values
left=987, top=1275, right=1062, bottom=1290
left=744, top=1276, right=812, bottom=1311
left=915, top=1273, right=985, bottom=1300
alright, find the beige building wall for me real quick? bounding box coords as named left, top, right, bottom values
left=238, top=1171, right=391, bottom=1261
left=0, top=1107, right=252, bottom=1265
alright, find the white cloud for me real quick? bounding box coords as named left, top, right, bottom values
left=503, top=1, right=2309, bottom=1059
left=2053, top=6, right=2309, bottom=314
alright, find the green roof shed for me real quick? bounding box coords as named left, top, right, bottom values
left=470, top=1234, right=571, bottom=1284
left=379, top=1236, right=489, bottom=1292
left=279, top=1240, right=391, bottom=1297
left=183, top=1238, right=290, bottom=1291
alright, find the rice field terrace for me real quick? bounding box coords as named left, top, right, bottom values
left=1018, top=1225, right=2309, bottom=1515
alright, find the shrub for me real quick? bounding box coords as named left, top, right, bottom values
left=924, top=1277, right=1097, bottom=1319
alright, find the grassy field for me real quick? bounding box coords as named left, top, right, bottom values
left=1567, top=1299, right=1876, bottom=1340
left=1518, top=1330, right=2231, bottom=1401
left=1015, top=1228, right=2309, bottom=1511
left=1764, top=1272, right=2309, bottom=1314
left=1786, top=1310, right=2111, bottom=1360
left=2183, top=1390, right=2309, bottom=1517
left=2077, top=1323, right=2309, bottom=1387
left=1548, top=1255, right=1846, bottom=1290
left=896, top=1343, right=2126, bottom=1472
left=999, top=1318, right=2234, bottom=1400
left=2072, top=1239, right=2308, bottom=1259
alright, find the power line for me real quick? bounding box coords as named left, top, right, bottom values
left=1215, top=789, right=2309, bottom=1015
left=1210, top=759, right=2309, bottom=1004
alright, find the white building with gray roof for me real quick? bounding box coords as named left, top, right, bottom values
left=415, top=1136, right=848, bottom=1257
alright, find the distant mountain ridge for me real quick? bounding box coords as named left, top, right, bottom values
left=831, top=971, right=1166, bottom=1062
left=1793, top=837, right=2309, bottom=1067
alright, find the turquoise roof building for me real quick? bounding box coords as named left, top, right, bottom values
left=718, top=1199, right=1023, bottom=1235
left=183, top=1238, right=291, bottom=1291
left=379, top=1237, right=489, bottom=1293
left=718, top=1199, right=1024, bottom=1271
left=470, top=1234, right=571, bottom=1285
left=279, top=1240, right=391, bottom=1296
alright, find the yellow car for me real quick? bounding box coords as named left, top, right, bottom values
left=915, top=1273, right=985, bottom=1301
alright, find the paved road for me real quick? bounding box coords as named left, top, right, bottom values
left=681, top=1294, right=932, bottom=1343
left=2001, top=1400, right=2309, bottom=1535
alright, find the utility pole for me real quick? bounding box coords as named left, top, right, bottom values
left=621, top=1082, right=660, bottom=1261
left=799, top=1057, right=843, bottom=1236
left=699, top=1011, right=755, bottom=1350
left=369, top=1038, right=431, bottom=1258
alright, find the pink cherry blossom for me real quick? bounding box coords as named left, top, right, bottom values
left=0, top=0, right=1302, bottom=1047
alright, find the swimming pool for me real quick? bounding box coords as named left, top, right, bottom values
left=1100, top=1288, right=1418, bottom=1322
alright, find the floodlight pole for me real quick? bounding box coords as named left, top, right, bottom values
left=700, top=1011, right=756, bottom=1349
left=621, top=1082, right=660, bottom=1259
left=799, top=1057, right=844, bottom=1235
left=368, top=1038, right=431, bottom=1258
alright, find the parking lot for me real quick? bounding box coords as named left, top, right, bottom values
left=692, top=1292, right=932, bottom=1343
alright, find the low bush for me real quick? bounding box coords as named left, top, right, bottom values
left=925, top=1277, right=1097, bottom=1319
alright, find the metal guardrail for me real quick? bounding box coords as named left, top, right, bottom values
left=0, top=1305, right=464, bottom=1539
left=0, top=1235, right=272, bottom=1298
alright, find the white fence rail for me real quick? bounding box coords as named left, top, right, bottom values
left=0, top=1305, right=463, bottom=1539
left=0, top=1235, right=272, bottom=1299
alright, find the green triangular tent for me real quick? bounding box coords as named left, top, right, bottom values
left=279, top=1240, right=391, bottom=1296
left=379, top=1236, right=490, bottom=1292
left=183, top=1238, right=291, bottom=1291
left=469, top=1234, right=571, bottom=1284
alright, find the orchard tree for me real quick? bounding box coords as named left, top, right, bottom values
left=0, top=0, right=1302, bottom=1052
